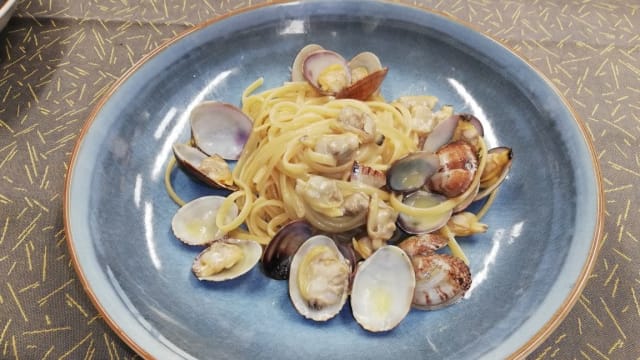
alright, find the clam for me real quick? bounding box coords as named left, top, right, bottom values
left=295, top=45, right=389, bottom=100
left=342, top=51, right=387, bottom=100
left=453, top=113, right=484, bottom=147
left=262, top=220, right=316, bottom=280
left=421, top=114, right=459, bottom=153
left=422, top=113, right=485, bottom=153
left=348, top=52, right=383, bottom=81
left=337, top=106, right=377, bottom=143
left=289, top=235, right=351, bottom=322
left=429, top=140, right=478, bottom=198
left=397, top=190, right=452, bottom=234
left=337, top=67, right=388, bottom=101
left=172, top=143, right=236, bottom=190
left=291, top=44, right=324, bottom=82
left=190, top=101, right=252, bottom=160
left=452, top=182, right=479, bottom=213
left=171, top=196, right=238, bottom=246
left=303, top=50, right=352, bottom=95
left=475, top=147, right=513, bottom=200
left=411, top=253, right=471, bottom=310
left=192, top=238, right=262, bottom=281
left=351, top=245, right=415, bottom=332
left=446, top=212, right=488, bottom=237
left=397, top=233, right=449, bottom=257
left=387, top=152, right=440, bottom=193
left=350, top=161, right=386, bottom=189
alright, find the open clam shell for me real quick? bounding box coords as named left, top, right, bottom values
left=303, top=50, right=351, bottom=95
left=351, top=245, right=415, bottom=332
left=397, top=190, right=452, bottom=234
left=291, top=44, right=324, bottom=82
left=387, top=152, right=440, bottom=193
left=348, top=51, right=383, bottom=76
left=288, top=235, right=351, bottom=322
left=190, top=101, right=252, bottom=160
left=172, top=143, right=236, bottom=191
left=342, top=51, right=387, bottom=100
left=262, top=220, right=316, bottom=280
left=171, top=195, right=238, bottom=246
left=298, top=46, right=388, bottom=100
left=192, top=238, right=262, bottom=282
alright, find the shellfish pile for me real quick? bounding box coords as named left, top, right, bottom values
left=167, top=45, right=513, bottom=332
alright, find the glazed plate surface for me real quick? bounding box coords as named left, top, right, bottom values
left=64, top=1, right=602, bottom=359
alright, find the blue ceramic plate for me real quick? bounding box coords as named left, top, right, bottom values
left=64, top=1, right=603, bottom=359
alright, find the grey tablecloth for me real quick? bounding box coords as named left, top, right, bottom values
left=1, top=0, right=638, bottom=358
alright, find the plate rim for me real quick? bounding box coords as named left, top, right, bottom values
left=63, top=1, right=605, bottom=359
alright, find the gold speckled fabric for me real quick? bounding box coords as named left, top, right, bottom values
left=0, top=1, right=638, bottom=359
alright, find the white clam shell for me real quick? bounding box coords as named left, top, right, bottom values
left=288, top=235, right=350, bottom=322
left=190, top=101, right=252, bottom=160
left=291, top=44, right=324, bottom=82
left=351, top=245, right=415, bottom=332
left=348, top=51, right=383, bottom=73
left=171, top=195, right=238, bottom=246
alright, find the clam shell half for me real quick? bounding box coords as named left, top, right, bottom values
left=288, top=235, right=351, bottom=322
left=190, top=101, right=252, bottom=160
left=351, top=245, right=415, bottom=332
left=192, top=238, right=262, bottom=282
left=171, top=195, right=238, bottom=246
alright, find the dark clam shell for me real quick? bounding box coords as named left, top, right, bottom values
left=387, top=152, right=440, bottom=193
left=172, top=143, right=236, bottom=191
left=261, top=220, right=316, bottom=280
left=336, top=67, right=389, bottom=101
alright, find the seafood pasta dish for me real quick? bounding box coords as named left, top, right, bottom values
left=165, top=44, right=513, bottom=332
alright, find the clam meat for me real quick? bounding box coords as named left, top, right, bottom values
left=172, top=143, right=236, bottom=190
left=387, top=152, right=440, bottom=193
left=289, top=235, right=351, bottom=322
left=192, top=238, right=262, bottom=281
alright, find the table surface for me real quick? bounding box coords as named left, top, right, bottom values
left=1, top=0, right=638, bottom=359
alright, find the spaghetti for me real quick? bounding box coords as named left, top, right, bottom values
left=165, top=77, right=500, bottom=258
